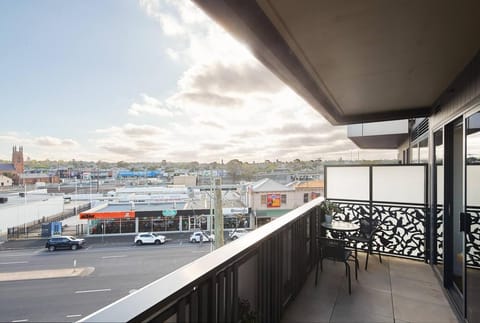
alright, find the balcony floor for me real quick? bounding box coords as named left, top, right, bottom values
left=282, top=253, right=459, bottom=323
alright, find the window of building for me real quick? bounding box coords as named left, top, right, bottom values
left=281, top=194, right=287, bottom=204
left=419, top=138, right=429, bottom=163
left=260, top=194, right=267, bottom=206
left=303, top=193, right=309, bottom=203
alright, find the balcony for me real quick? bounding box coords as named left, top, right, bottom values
left=79, top=165, right=465, bottom=322
left=282, top=253, right=457, bottom=322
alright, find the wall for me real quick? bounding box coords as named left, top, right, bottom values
left=251, top=191, right=297, bottom=212
left=0, top=196, right=64, bottom=236
left=430, top=53, right=480, bottom=131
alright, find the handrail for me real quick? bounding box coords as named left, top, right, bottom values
left=80, top=197, right=323, bottom=322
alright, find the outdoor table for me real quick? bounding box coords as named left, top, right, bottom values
left=321, top=220, right=360, bottom=239
left=321, top=220, right=360, bottom=232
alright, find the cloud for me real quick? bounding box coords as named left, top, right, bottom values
left=180, top=61, right=284, bottom=95
left=34, top=136, right=78, bottom=147
left=198, top=120, right=224, bottom=129
left=172, top=91, right=243, bottom=108
left=128, top=94, right=179, bottom=117
left=139, top=0, right=187, bottom=36
left=122, top=124, right=163, bottom=137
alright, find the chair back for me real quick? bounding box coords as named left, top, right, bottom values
left=318, top=237, right=347, bottom=261
left=359, top=218, right=380, bottom=236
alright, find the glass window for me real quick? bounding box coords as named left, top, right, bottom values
left=419, top=138, right=429, bottom=163
left=303, top=193, right=309, bottom=203
left=260, top=194, right=267, bottom=206
left=281, top=194, right=287, bottom=204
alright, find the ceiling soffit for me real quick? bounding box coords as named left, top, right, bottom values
left=194, top=0, right=480, bottom=125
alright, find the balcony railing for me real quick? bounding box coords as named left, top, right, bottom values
left=81, top=198, right=323, bottom=322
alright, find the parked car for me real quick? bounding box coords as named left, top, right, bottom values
left=189, top=231, right=214, bottom=243
left=134, top=233, right=166, bottom=245
left=229, top=228, right=249, bottom=240
left=45, top=236, right=85, bottom=251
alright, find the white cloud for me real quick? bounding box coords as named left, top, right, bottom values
left=34, top=136, right=78, bottom=147
left=128, top=94, right=179, bottom=117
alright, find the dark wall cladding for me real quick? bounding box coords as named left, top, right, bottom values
left=431, top=51, right=480, bottom=128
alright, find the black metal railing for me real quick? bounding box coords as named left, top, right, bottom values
left=80, top=199, right=323, bottom=322
left=329, top=199, right=428, bottom=260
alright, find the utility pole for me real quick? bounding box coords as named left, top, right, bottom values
left=214, top=177, right=224, bottom=248
left=209, top=167, right=213, bottom=234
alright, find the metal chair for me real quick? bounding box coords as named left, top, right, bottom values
left=315, top=237, right=358, bottom=294
left=347, top=218, right=383, bottom=270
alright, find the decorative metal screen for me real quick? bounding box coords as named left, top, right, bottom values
left=325, top=165, right=428, bottom=260
left=466, top=207, right=480, bottom=268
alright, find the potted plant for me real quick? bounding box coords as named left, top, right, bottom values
left=319, top=200, right=341, bottom=223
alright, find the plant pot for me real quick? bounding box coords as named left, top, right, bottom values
left=324, top=214, right=332, bottom=224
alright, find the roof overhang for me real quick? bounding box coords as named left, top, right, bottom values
left=194, top=0, right=480, bottom=125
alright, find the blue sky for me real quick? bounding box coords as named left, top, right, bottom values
left=0, top=0, right=395, bottom=163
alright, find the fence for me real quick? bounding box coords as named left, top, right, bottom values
left=6, top=203, right=91, bottom=240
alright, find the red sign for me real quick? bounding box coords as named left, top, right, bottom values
left=267, top=194, right=281, bottom=208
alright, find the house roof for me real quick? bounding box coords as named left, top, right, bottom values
left=0, top=164, right=15, bottom=172
left=295, top=180, right=324, bottom=189
left=251, top=178, right=293, bottom=192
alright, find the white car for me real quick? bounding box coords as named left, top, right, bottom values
left=189, top=231, right=214, bottom=243
left=134, top=233, right=166, bottom=245
left=229, top=228, right=249, bottom=240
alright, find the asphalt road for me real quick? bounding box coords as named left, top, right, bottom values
left=0, top=241, right=215, bottom=322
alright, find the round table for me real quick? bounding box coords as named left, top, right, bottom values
left=321, top=220, right=360, bottom=232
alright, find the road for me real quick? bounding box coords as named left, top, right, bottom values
left=0, top=241, right=214, bottom=322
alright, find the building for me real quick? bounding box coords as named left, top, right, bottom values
left=0, top=146, right=24, bottom=184
left=0, top=174, right=13, bottom=187
left=82, top=2, right=480, bottom=322
left=249, top=178, right=295, bottom=226
left=173, top=175, right=197, bottom=187
left=292, top=179, right=324, bottom=203
left=19, top=173, right=60, bottom=185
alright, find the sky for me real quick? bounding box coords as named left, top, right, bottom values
left=0, top=0, right=397, bottom=163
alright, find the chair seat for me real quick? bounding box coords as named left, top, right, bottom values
left=348, top=235, right=370, bottom=243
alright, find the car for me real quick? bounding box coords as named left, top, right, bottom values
left=45, top=236, right=85, bottom=251
left=189, top=231, right=214, bottom=243
left=134, top=232, right=166, bottom=245
left=229, top=228, right=249, bottom=240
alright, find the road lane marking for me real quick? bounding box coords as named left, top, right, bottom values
left=101, top=255, right=127, bottom=259
left=66, top=314, right=82, bottom=318
left=75, top=288, right=111, bottom=294
left=11, top=320, right=29, bottom=322
left=0, top=261, right=29, bottom=265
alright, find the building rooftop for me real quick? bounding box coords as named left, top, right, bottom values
left=295, top=180, right=325, bottom=189
left=0, top=164, right=15, bottom=171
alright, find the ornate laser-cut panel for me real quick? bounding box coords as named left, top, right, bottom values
left=466, top=207, right=480, bottom=268
left=329, top=201, right=426, bottom=259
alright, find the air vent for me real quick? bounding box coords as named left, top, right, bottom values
left=411, top=118, right=429, bottom=142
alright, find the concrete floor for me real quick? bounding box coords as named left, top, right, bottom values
left=282, top=253, right=459, bottom=323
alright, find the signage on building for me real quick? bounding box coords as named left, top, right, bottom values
left=162, top=209, right=177, bottom=217
left=267, top=194, right=281, bottom=208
